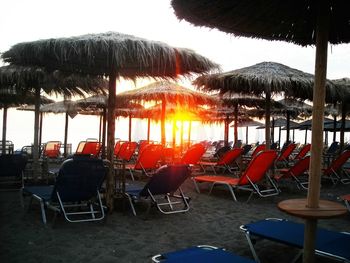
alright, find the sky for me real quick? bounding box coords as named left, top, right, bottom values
left=1, top=0, right=349, bottom=150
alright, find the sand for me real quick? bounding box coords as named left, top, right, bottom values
left=0, top=172, right=349, bottom=263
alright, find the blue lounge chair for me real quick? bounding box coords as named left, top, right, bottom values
left=21, top=155, right=107, bottom=224
left=240, top=218, right=350, bottom=263
left=152, top=245, right=255, bottom=263
left=125, top=164, right=191, bottom=216
left=0, top=154, right=27, bottom=190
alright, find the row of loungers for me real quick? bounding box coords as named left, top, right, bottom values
left=153, top=218, right=350, bottom=262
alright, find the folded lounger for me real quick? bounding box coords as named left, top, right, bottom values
left=21, top=156, right=107, bottom=224
left=125, top=164, right=191, bottom=216
left=152, top=245, right=255, bottom=263
left=240, top=218, right=350, bottom=263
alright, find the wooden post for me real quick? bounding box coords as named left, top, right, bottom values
left=304, top=2, right=329, bottom=263
left=39, top=112, right=43, bottom=149
left=333, top=115, right=337, bottom=143
left=63, top=112, right=69, bottom=158
left=340, top=103, right=346, bottom=151
left=234, top=105, right=238, bottom=145
left=161, top=99, right=166, bottom=146
left=271, top=118, right=275, bottom=144
left=128, top=116, right=132, bottom=142
left=32, top=87, right=41, bottom=181
left=2, top=106, right=7, bottom=154
left=147, top=118, right=151, bottom=142
left=106, top=73, right=116, bottom=212
left=246, top=126, right=249, bottom=144
left=265, top=89, right=271, bottom=149
left=286, top=112, right=290, bottom=143
left=224, top=116, right=229, bottom=147
left=101, top=108, right=107, bottom=159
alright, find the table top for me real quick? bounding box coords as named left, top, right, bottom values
left=278, top=198, right=347, bottom=219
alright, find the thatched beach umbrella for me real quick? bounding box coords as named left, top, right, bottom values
left=0, top=86, right=53, bottom=154
left=194, top=62, right=330, bottom=149
left=116, top=81, right=218, bottom=146
left=232, top=119, right=262, bottom=145
left=2, top=31, right=219, bottom=210
left=0, top=65, right=106, bottom=177
left=40, top=100, right=78, bottom=158
left=221, top=94, right=276, bottom=146
left=172, top=1, right=350, bottom=261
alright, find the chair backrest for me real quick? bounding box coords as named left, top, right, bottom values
left=251, top=144, right=266, bottom=158
left=285, top=156, right=310, bottom=178
left=43, top=141, right=61, bottom=158
left=0, top=154, right=27, bottom=178
left=138, top=140, right=154, bottom=155
left=134, top=144, right=163, bottom=170
left=213, top=145, right=231, bottom=158
left=326, top=141, right=340, bottom=154
left=324, top=150, right=350, bottom=175
left=217, top=148, right=243, bottom=165
left=52, top=156, right=106, bottom=202
left=140, top=164, right=191, bottom=196
left=81, top=141, right=102, bottom=157
left=114, top=140, right=127, bottom=156
left=294, top=144, right=311, bottom=160
left=239, top=150, right=277, bottom=185
left=162, top=147, right=175, bottom=163
left=277, top=143, right=296, bottom=161
left=242, top=144, right=252, bottom=155
left=181, top=143, right=206, bottom=165
left=118, top=141, right=137, bottom=161
left=75, top=141, right=86, bottom=154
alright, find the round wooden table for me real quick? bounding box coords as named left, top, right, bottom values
left=278, top=198, right=347, bottom=219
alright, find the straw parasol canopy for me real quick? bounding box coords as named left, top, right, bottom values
left=0, top=65, right=107, bottom=178
left=116, top=81, right=218, bottom=146
left=0, top=87, right=54, bottom=154
left=1, top=31, right=219, bottom=210
left=221, top=93, right=285, bottom=145
left=172, top=2, right=350, bottom=261
left=40, top=100, right=78, bottom=157
left=194, top=61, right=335, bottom=149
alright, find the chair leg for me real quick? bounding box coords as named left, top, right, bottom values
left=39, top=199, right=47, bottom=224
left=192, top=178, right=201, bottom=193
left=210, top=182, right=237, bottom=201
left=125, top=194, right=137, bottom=216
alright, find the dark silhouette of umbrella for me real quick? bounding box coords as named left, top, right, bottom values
left=171, top=1, right=350, bottom=261
left=0, top=86, right=53, bottom=154
left=116, top=81, right=218, bottom=146
left=1, top=31, right=220, bottom=210
left=40, top=100, right=78, bottom=158
left=0, top=65, right=106, bottom=178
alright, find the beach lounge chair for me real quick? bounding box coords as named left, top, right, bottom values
left=275, top=143, right=297, bottom=167
left=114, top=140, right=126, bottom=157
left=80, top=141, right=102, bottom=157
left=180, top=143, right=206, bottom=165
left=242, top=144, right=266, bottom=164
left=292, top=143, right=311, bottom=162
left=116, top=141, right=137, bottom=162
left=152, top=245, right=255, bottom=263
left=273, top=156, right=310, bottom=190
left=240, top=218, right=350, bottom=263
left=125, top=164, right=191, bottom=216
left=198, top=148, right=243, bottom=174
left=42, top=141, right=62, bottom=159
left=193, top=150, right=279, bottom=202
left=125, top=144, right=163, bottom=180
left=0, top=154, right=27, bottom=190
left=323, top=150, right=350, bottom=184
left=21, top=155, right=107, bottom=224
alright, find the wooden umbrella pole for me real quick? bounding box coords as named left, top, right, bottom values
left=234, top=105, right=238, bottom=144
left=2, top=106, right=7, bottom=154
left=161, top=99, right=166, bottom=146
left=39, top=112, right=43, bottom=150
left=303, top=3, right=329, bottom=263
left=340, top=103, right=346, bottom=151
left=147, top=118, right=151, bottom=142
left=286, top=112, right=290, bottom=143
left=246, top=126, right=248, bottom=144
left=102, top=108, right=107, bottom=159
left=64, top=112, right=68, bottom=158
left=332, top=115, right=337, bottom=143
left=128, top=116, right=132, bottom=142
left=106, top=73, right=117, bottom=212
left=32, top=87, right=41, bottom=181
left=265, top=90, right=271, bottom=149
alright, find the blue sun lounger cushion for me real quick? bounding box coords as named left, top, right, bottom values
left=240, top=218, right=350, bottom=263
left=152, top=245, right=255, bottom=263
